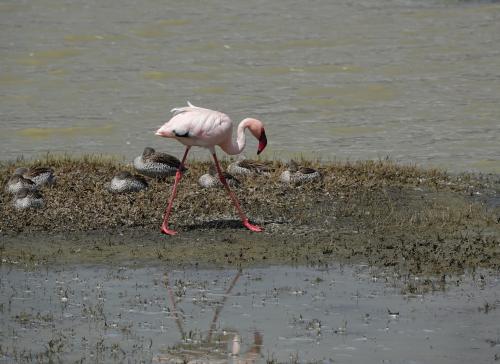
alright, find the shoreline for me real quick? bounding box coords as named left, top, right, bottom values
left=1, top=154, right=499, bottom=274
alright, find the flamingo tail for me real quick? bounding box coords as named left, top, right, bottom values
left=170, top=101, right=202, bottom=115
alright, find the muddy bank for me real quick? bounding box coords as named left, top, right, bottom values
left=1, top=155, right=499, bottom=274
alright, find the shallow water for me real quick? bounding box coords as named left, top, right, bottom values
left=0, top=264, right=499, bottom=363
left=1, top=0, right=500, bottom=172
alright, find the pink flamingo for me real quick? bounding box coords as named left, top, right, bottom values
left=155, top=102, right=268, bottom=235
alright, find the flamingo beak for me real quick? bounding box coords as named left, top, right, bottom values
left=257, top=128, right=267, bottom=155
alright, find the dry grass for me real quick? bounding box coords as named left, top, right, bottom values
left=0, top=153, right=490, bottom=234
left=1, top=154, right=499, bottom=274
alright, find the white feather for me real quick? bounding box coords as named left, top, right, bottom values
left=170, top=101, right=205, bottom=115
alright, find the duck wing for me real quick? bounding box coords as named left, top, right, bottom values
left=298, top=167, right=318, bottom=175
left=149, top=153, right=182, bottom=167
left=239, top=160, right=271, bottom=173
left=223, top=171, right=240, bottom=186
left=26, top=167, right=53, bottom=177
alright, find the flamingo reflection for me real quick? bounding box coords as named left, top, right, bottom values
left=154, top=269, right=262, bottom=363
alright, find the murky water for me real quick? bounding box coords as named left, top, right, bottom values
left=0, top=264, right=499, bottom=363
left=1, top=0, right=500, bottom=172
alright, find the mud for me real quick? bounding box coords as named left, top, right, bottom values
left=1, top=156, right=500, bottom=363
left=1, top=156, right=499, bottom=274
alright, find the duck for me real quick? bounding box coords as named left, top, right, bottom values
left=198, top=164, right=240, bottom=188
left=227, top=158, right=271, bottom=176
left=133, top=147, right=186, bottom=178
left=5, top=174, right=38, bottom=194
left=13, top=167, right=56, bottom=187
left=107, top=171, right=148, bottom=193
left=13, top=188, right=44, bottom=210
left=280, top=160, right=321, bottom=184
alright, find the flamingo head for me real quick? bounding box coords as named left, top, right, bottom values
left=246, top=118, right=267, bottom=155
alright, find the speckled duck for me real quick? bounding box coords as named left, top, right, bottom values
left=13, top=188, right=44, bottom=210
left=14, top=167, right=56, bottom=187
left=227, top=159, right=271, bottom=176
left=198, top=164, right=240, bottom=189
left=6, top=174, right=38, bottom=194
left=133, top=147, right=186, bottom=178
left=280, top=160, right=321, bottom=184
left=107, top=171, right=148, bottom=193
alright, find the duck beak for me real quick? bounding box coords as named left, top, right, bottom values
left=257, top=128, right=267, bottom=155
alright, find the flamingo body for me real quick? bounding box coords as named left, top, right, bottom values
left=157, top=105, right=232, bottom=151
left=156, top=102, right=267, bottom=155
left=155, top=102, right=267, bottom=235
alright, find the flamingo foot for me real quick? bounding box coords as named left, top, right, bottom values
left=160, top=224, right=178, bottom=236
left=243, top=220, right=263, bottom=233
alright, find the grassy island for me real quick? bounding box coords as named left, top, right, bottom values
left=1, top=154, right=499, bottom=274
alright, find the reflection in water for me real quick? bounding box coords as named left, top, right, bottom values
left=157, top=270, right=262, bottom=363
left=0, top=264, right=498, bottom=363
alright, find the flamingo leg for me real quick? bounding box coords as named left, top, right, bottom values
left=160, top=146, right=191, bottom=235
left=212, top=153, right=263, bottom=232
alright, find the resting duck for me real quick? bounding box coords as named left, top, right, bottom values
left=280, top=160, right=321, bottom=184
left=12, top=167, right=55, bottom=188
left=227, top=159, right=271, bottom=176
left=6, top=174, right=38, bottom=194
left=13, top=188, right=44, bottom=210
left=198, top=164, right=240, bottom=188
left=107, top=171, right=148, bottom=193
left=134, top=147, right=186, bottom=178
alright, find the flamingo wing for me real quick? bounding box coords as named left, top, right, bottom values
left=164, top=103, right=232, bottom=145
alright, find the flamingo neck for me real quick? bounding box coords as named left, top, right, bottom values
left=219, top=118, right=253, bottom=155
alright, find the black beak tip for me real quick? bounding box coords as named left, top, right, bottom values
left=257, top=128, right=267, bottom=155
